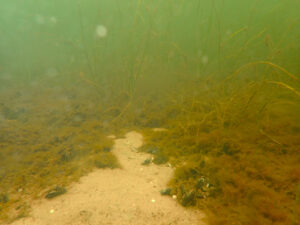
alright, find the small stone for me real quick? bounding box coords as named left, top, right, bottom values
left=50, top=209, right=54, bottom=214
left=142, top=158, right=151, bottom=165
left=172, top=195, right=177, bottom=199
left=160, top=188, right=171, bottom=196
left=45, top=186, right=66, bottom=199
left=151, top=199, right=155, bottom=203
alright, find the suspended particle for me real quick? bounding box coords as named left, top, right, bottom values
left=96, top=25, right=107, bottom=38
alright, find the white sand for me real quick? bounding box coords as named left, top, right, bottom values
left=11, top=131, right=206, bottom=225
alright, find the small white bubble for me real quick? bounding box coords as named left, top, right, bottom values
left=96, top=25, right=107, bottom=38
left=201, top=55, right=208, bottom=65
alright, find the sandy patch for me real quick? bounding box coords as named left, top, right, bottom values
left=11, top=131, right=206, bottom=225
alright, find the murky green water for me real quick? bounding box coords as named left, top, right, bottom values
left=0, top=0, right=299, bottom=224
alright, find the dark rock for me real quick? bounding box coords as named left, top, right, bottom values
left=45, top=186, right=67, bottom=199
left=160, top=188, right=172, bottom=196
left=142, top=158, right=151, bottom=165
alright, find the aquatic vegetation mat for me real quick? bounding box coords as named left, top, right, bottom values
left=140, top=77, right=300, bottom=225
left=0, top=86, right=119, bottom=223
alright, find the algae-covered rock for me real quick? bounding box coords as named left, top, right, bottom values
left=45, top=186, right=66, bottom=199
left=160, top=188, right=172, bottom=196
left=141, top=158, right=152, bottom=165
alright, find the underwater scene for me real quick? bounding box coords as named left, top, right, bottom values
left=0, top=0, right=300, bottom=224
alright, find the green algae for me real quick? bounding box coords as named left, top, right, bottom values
left=0, top=87, right=118, bottom=222
left=140, top=79, right=300, bottom=225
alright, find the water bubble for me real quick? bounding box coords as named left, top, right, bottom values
left=96, top=25, right=107, bottom=38
left=201, top=55, right=209, bottom=65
